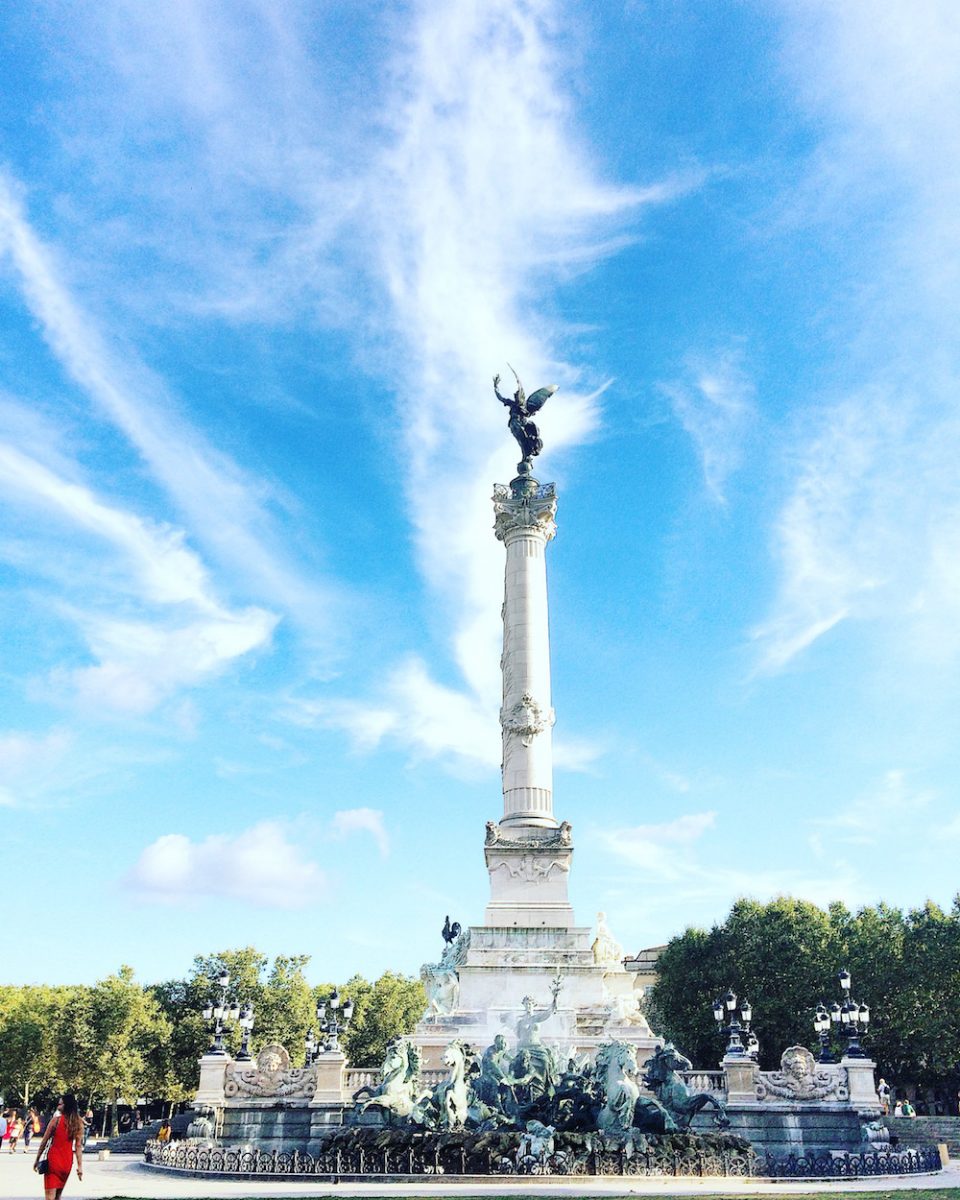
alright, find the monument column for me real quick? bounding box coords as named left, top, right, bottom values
left=494, top=476, right=558, bottom=829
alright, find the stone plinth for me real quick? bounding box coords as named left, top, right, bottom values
left=194, top=1053, right=228, bottom=1107
left=310, top=1051, right=348, bottom=1105
left=483, top=825, right=573, bottom=927
left=415, top=918, right=656, bottom=1070
left=842, top=1056, right=882, bottom=1114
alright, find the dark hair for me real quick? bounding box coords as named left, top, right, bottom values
left=60, top=1095, right=82, bottom=1139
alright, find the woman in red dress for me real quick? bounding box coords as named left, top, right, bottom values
left=33, top=1095, right=83, bottom=1199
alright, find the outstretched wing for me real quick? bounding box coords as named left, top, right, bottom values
left=525, top=384, right=557, bottom=413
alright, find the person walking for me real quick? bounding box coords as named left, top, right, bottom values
left=878, top=1078, right=891, bottom=1114
left=33, top=1094, right=84, bottom=1198
left=24, top=1108, right=39, bottom=1152
left=8, top=1114, right=23, bottom=1152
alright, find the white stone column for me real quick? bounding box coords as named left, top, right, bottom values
left=494, top=479, right=558, bottom=830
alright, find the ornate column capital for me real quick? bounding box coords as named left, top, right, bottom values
left=493, top=481, right=557, bottom=543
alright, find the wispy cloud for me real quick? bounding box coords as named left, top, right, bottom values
left=813, top=768, right=936, bottom=846
left=755, top=2, right=960, bottom=673
left=330, top=807, right=390, bottom=858
left=298, top=0, right=687, bottom=765
left=597, top=809, right=861, bottom=909
left=0, top=172, right=335, bottom=637
left=0, top=729, right=72, bottom=806
left=125, top=821, right=325, bottom=908
left=0, top=443, right=277, bottom=712
left=289, top=655, right=602, bottom=775
left=661, top=348, right=755, bottom=504
left=751, top=380, right=960, bottom=675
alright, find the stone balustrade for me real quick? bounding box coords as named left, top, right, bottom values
left=681, top=1069, right=725, bottom=1094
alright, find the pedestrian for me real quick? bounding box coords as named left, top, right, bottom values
left=8, top=1114, right=23, bottom=1152
left=25, top=1107, right=39, bottom=1150
left=878, top=1077, right=891, bottom=1114
left=33, top=1093, right=84, bottom=1198
left=0, top=1110, right=7, bottom=1145
left=1, top=1110, right=11, bottom=1150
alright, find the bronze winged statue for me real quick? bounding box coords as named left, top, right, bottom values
left=493, top=366, right=557, bottom=465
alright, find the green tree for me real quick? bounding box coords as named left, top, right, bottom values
left=147, top=979, right=209, bottom=1112
left=649, top=894, right=960, bottom=1087
left=0, top=985, right=66, bottom=1105
left=56, top=967, right=170, bottom=1134
left=256, top=955, right=314, bottom=1065
left=341, top=971, right=425, bottom=1067
left=651, top=897, right=844, bottom=1069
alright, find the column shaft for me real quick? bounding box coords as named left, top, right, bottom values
left=494, top=482, right=557, bottom=829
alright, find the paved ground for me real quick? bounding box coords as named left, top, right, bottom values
left=0, top=1151, right=956, bottom=1200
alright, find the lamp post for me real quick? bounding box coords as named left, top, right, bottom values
left=837, top=970, right=869, bottom=1058
left=235, top=1003, right=256, bottom=1062
left=813, top=1002, right=834, bottom=1063
left=713, top=989, right=753, bottom=1057
left=201, top=970, right=239, bottom=1054
left=307, top=990, right=355, bottom=1061
left=201, top=970, right=253, bottom=1056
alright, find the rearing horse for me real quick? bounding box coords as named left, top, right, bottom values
left=642, top=1043, right=729, bottom=1129
left=433, top=1039, right=472, bottom=1129
left=354, top=1039, right=424, bottom=1120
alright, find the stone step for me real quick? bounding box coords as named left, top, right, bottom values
left=883, top=1116, right=960, bottom=1155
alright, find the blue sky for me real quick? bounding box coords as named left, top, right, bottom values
left=1, top=0, right=958, bottom=990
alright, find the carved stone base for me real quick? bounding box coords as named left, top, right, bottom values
left=484, top=837, right=574, bottom=927
left=414, top=921, right=655, bottom=1071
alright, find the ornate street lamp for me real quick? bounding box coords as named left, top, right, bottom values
left=235, top=1003, right=256, bottom=1062
left=836, top=969, right=869, bottom=1058
left=310, top=990, right=355, bottom=1058
left=712, top=989, right=752, bottom=1057
left=201, top=970, right=251, bottom=1055
left=813, top=1002, right=834, bottom=1063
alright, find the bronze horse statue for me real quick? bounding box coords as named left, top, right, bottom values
left=642, top=1043, right=729, bottom=1129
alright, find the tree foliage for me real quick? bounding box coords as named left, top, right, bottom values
left=0, top=951, right=426, bottom=1108
left=341, top=971, right=426, bottom=1067
left=649, top=895, right=960, bottom=1086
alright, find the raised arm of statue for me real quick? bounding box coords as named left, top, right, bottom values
left=493, top=374, right=514, bottom=409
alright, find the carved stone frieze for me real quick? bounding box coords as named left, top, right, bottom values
left=492, top=483, right=557, bottom=543
left=224, top=1043, right=317, bottom=1100
left=500, top=692, right=555, bottom=746
left=490, top=853, right=570, bottom=882
left=755, top=1045, right=850, bottom=1102
left=485, top=820, right=572, bottom=848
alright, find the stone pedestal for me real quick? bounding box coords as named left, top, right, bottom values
left=483, top=827, right=573, bottom=927
left=722, top=1054, right=759, bottom=1104
left=194, top=1052, right=228, bottom=1107
left=309, top=1051, right=348, bottom=1105
left=842, top=1056, right=882, bottom=1114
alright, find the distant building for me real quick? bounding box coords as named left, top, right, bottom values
left=624, top=945, right=666, bottom=993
